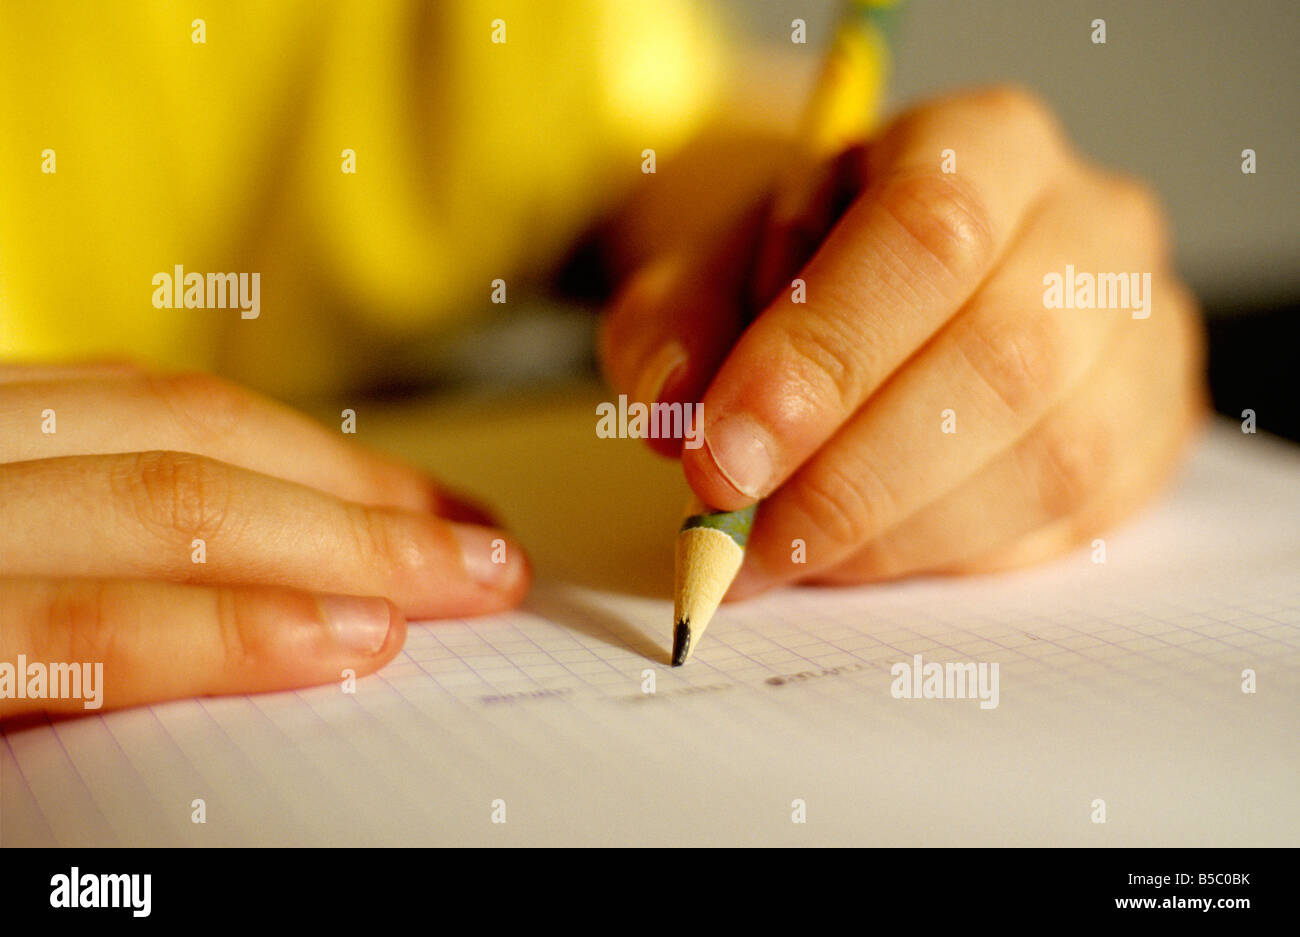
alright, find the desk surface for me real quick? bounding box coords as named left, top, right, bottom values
left=2, top=386, right=1297, bottom=846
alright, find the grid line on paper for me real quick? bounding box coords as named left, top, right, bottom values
left=1, top=731, right=56, bottom=845
left=376, top=575, right=1300, bottom=711
left=3, top=548, right=1297, bottom=846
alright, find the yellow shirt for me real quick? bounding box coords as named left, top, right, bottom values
left=0, top=1, right=723, bottom=398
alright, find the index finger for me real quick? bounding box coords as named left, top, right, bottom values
left=684, top=86, right=1068, bottom=510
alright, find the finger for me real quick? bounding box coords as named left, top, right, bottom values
left=806, top=283, right=1202, bottom=584
left=0, top=451, right=530, bottom=619
left=598, top=205, right=764, bottom=457
left=685, top=86, right=1068, bottom=508
left=730, top=169, right=1171, bottom=592
left=957, top=404, right=1203, bottom=575
left=0, top=370, right=451, bottom=513
left=0, top=578, right=404, bottom=718
left=960, top=292, right=1208, bottom=574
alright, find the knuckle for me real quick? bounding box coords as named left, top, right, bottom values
left=1104, top=173, right=1161, bottom=219
left=790, top=461, right=889, bottom=553
left=971, top=84, right=1055, bottom=135
left=213, top=587, right=257, bottom=675
left=955, top=312, right=1067, bottom=417
left=838, top=539, right=897, bottom=583
left=345, top=504, right=415, bottom=579
left=43, top=581, right=118, bottom=669
left=1103, top=173, right=1170, bottom=255
left=882, top=84, right=1064, bottom=168
left=779, top=315, right=864, bottom=414
left=1025, top=421, right=1111, bottom=518
left=149, top=371, right=252, bottom=441
left=113, top=450, right=231, bottom=545
left=875, top=169, right=996, bottom=282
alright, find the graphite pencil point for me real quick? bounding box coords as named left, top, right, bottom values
left=671, top=621, right=691, bottom=666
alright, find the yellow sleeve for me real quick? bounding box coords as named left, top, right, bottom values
left=0, top=1, right=724, bottom=397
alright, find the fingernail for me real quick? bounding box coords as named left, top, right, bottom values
left=319, top=594, right=393, bottom=655
left=451, top=523, right=522, bottom=589
left=634, top=339, right=688, bottom=405
left=626, top=254, right=684, bottom=311
left=705, top=414, right=776, bottom=498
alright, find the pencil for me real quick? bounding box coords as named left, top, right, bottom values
left=672, top=499, right=756, bottom=665
left=671, top=0, right=897, bottom=665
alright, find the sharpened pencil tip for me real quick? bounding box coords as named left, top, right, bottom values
left=672, top=621, right=691, bottom=666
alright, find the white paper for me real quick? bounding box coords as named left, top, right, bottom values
left=3, top=422, right=1297, bottom=846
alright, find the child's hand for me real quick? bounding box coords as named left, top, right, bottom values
left=0, top=363, right=529, bottom=717
left=601, top=86, right=1206, bottom=597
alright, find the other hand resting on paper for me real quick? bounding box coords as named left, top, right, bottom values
left=0, top=363, right=529, bottom=718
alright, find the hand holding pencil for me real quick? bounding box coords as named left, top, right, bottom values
left=600, top=13, right=1205, bottom=661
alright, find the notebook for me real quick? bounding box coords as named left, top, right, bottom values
left=2, top=393, right=1297, bottom=846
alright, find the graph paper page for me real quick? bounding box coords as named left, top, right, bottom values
left=2, top=419, right=1297, bottom=846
